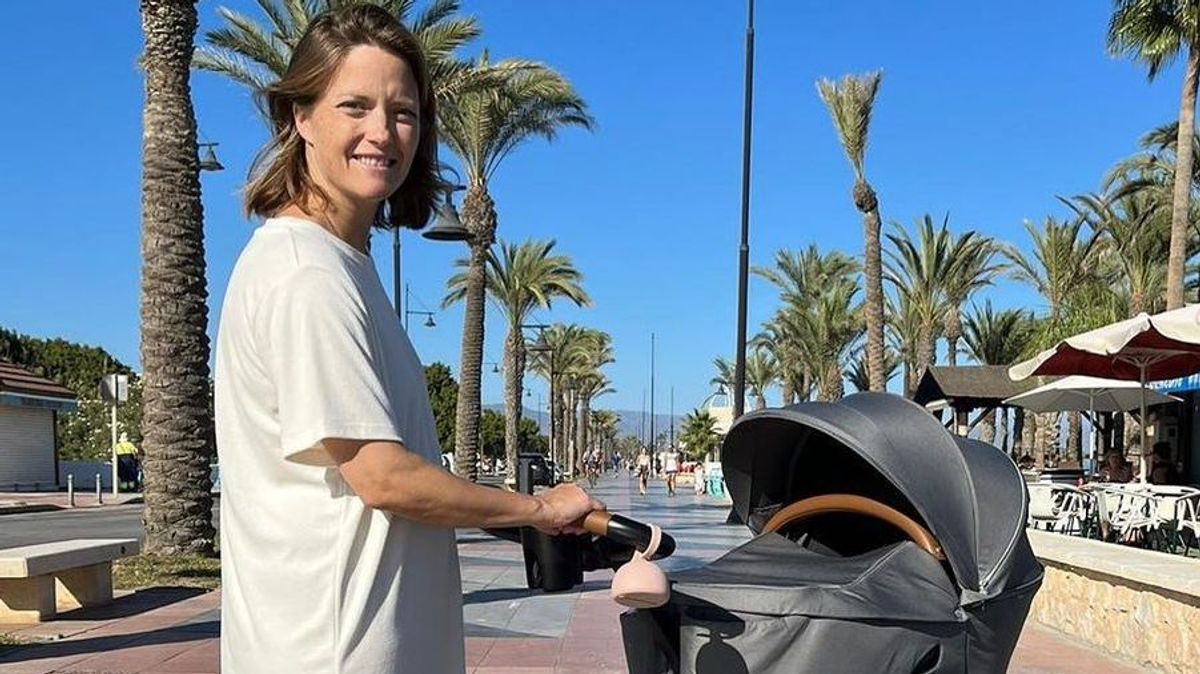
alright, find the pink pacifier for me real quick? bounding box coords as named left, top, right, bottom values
left=609, top=522, right=669, bottom=608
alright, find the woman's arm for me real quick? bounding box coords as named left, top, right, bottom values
left=324, top=438, right=602, bottom=534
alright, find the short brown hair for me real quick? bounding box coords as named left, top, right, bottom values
left=244, top=3, right=439, bottom=230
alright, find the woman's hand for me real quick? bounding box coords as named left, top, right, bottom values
left=534, top=483, right=606, bottom=535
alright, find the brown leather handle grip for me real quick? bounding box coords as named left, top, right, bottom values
left=582, top=510, right=612, bottom=536
left=762, top=494, right=945, bottom=560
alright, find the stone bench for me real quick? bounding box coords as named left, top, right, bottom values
left=0, top=538, right=139, bottom=623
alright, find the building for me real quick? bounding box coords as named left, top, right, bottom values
left=913, top=365, right=1040, bottom=437
left=0, top=361, right=78, bottom=489
left=1149, top=374, right=1200, bottom=485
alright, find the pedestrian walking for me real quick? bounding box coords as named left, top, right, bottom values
left=114, top=432, right=140, bottom=492
left=637, top=447, right=651, bottom=496
left=212, top=6, right=604, bottom=672
left=664, top=449, right=679, bottom=496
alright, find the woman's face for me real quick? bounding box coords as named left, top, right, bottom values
left=295, top=45, right=421, bottom=213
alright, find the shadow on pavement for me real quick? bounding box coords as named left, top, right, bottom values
left=463, top=579, right=610, bottom=605
left=70, top=587, right=208, bottom=621
left=0, top=621, right=216, bottom=664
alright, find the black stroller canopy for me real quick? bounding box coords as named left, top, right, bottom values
left=722, top=392, right=1033, bottom=598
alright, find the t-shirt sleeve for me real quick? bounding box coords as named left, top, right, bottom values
left=255, top=266, right=403, bottom=466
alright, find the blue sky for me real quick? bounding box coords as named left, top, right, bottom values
left=0, top=1, right=1186, bottom=418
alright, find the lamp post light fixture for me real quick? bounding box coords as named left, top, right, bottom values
left=392, top=167, right=471, bottom=322
left=402, top=284, right=437, bottom=331
left=198, top=142, right=223, bottom=172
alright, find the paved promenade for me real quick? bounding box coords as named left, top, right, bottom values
left=0, top=474, right=1155, bottom=672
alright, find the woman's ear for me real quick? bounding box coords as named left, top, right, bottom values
left=293, top=103, right=313, bottom=145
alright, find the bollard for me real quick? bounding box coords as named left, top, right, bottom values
left=95, top=473, right=103, bottom=505
left=67, top=474, right=75, bottom=508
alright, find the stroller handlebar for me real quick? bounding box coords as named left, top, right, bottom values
left=581, top=511, right=676, bottom=559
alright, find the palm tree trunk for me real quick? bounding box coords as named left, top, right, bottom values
left=578, top=396, right=590, bottom=473
left=998, top=407, right=1009, bottom=452
left=565, top=388, right=577, bottom=477
left=1068, top=411, right=1082, bottom=466
left=1013, top=408, right=1027, bottom=460
left=914, top=323, right=936, bottom=396
left=979, top=409, right=995, bottom=445
left=139, top=0, right=215, bottom=556
left=452, top=186, right=497, bottom=482
left=502, top=325, right=523, bottom=484
left=556, top=381, right=567, bottom=467
left=858, top=182, right=886, bottom=392
left=945, top=303, right=962, bottom=367
left=1167, top=48, right=1199, bottom=310
left=780, top=377, right=794, bottom=407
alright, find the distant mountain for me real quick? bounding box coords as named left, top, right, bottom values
left=483, top=404, right=683, bottom=441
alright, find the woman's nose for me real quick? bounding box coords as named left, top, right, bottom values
left=365, top=109, right=393, bottom=142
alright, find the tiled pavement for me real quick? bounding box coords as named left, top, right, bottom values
left=0, top=474, right=1157, bottom=673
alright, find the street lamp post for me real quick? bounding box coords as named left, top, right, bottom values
left=522, top=324, right=552, bottom=461
left=733, top=0, right=756, bottom=422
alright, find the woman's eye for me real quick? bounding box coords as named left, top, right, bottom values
left=338, top=102, right=368, bottom=114
left=393, top=108, right=417, bottom=121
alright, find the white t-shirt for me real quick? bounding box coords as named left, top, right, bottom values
left=214, top=216, right=463, bottom=673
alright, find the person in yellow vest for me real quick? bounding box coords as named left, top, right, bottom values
left=115, top=432, right=140, bottom=492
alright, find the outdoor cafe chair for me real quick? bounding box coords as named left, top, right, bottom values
left=1175, top=493, right=1200, bottom=556
left=1096, top=486, right=1162, bottom=547
left=1028, top=483, right=1092, bottom=536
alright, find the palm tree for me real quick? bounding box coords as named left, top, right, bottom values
left=439, top=57, right=593, bottom=481
left=817, top=71, right=887, bottom=392
left=1007, top=216, right=1107, bottom=465
left=679, top=409, right=720, bottom=461
left=1064, top=191, right=1169, bottom=316
left=885, top=215, right=955, bottom=395
left=1005, top=216, right=1104, bottom=331
left=801, top=280, right=863, bottom=401
left=195, top=0, right=482, bottom=107
left=711, top=356, right=735, bottom=392
left=139, top=0, right=215, bottom=555
left=887, top=294, right=922, bottom=396
left=754, top=246, right=860, bottom=402
left=847, top=347, right=900, bottom=393
left=590, top=409, right=619, bottom=461
left=526, top=324, right=593, bottom=470
left=943, top=230, right=1003, bottom=366
left=1108, top=0, right=1200, bottom=309
left=443, top=239, right=589, bottom=483
left=569, top=331, right=613, bottom=475
left=745, top=347, right=778, bottom=410
left=963, top=301, right=1037, bottom=450
left=574, top=372, right=614, bottom=472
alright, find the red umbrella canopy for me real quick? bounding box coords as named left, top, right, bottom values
left=1009, top=305, right=1200, bottom=382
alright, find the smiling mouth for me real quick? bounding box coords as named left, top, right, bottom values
left=351, top=154, right=397, bottom=169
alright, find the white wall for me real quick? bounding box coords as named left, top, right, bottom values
left=0, top=405, right=57, bottom=488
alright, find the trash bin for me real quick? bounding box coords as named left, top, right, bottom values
left=521, top=527, right=582, bottom=592
left=515, top=452, right=582, bottom=591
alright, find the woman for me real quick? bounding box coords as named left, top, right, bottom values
left=213, top=6, right=602, bottom=672
left=664, top=448, right=679, bottom=496
left=1097, top=450, right=1133, bottom=484
left=637, top=447, right=651, bottom=496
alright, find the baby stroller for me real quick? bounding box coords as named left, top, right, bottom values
left=621, top=393, right=1043, bottom=674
